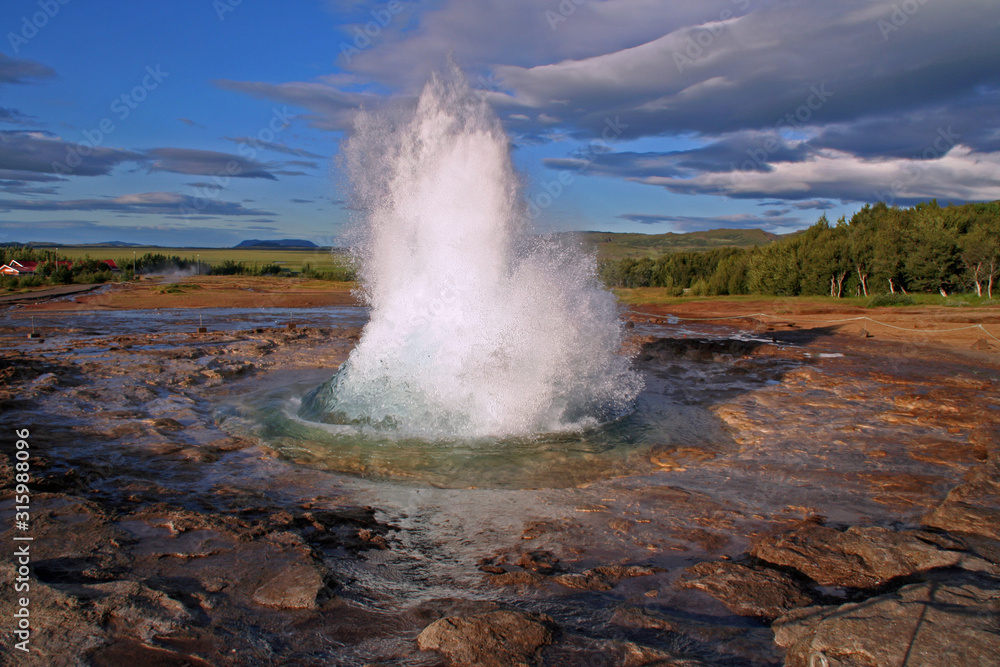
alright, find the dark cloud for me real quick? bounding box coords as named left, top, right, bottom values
left=335, top=0, right=727, bottom=91
left=213, top=79, right=378, bottom=131
left=178, top=117, right=206, bottom=128
left=223, top=136, right=325, bottom=159
left=0, top=130, right=144, bottom=176
left=544, top=133, right=814, bottom=180
left=0, top=191, right=276, bottom=217
left=0, top=107, right=33, bottom=124
left=0, top=181, right=60, bottom=196
left=810, top=89, right=1000, bottom=157
left=0, top=54, right=56, bottom=86
left=760, top=199, right=836, bottom=210
left=495, top=1, right=1000, bottom=140
left=144, top=148, right=277, bottom=179
left=281, top=160, right=320, bottom=168
left=0, top=169, right=66, bottom=183
left=616, top=213, right=675, bottom=225
left=290, top=198, right=314, bottom=203
left=0, top=132, right=283, bottom=181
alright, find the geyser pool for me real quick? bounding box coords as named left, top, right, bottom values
left=297, top=67, right=643, bottom=439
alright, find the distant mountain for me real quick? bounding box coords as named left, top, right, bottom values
left=234, top=239, right=318, bottom=249
left=577, top=228, right=784, bottom=259
left=10, top=241, right=149, bottom=248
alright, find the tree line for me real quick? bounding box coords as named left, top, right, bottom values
left=599, top=201, right=1000, bottom=299
left=0, top=248, right=358, bottom=291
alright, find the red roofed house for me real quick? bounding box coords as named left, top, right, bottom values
left=0, top=259, right=119, bottom=275
left=0, top=260, right=39, bottom=275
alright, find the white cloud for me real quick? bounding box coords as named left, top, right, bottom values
left=637, top=146, right=1000, bottom=205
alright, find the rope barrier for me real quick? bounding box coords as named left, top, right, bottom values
left=628, top=309, right=1000, bottom=344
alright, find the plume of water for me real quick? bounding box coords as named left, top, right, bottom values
left=300, top=67, right=642, bottom=439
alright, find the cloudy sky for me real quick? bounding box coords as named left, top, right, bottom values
left=1, top=0, right=998, bottom=246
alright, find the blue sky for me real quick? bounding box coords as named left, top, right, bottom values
left=1, top=0, right=998, bottom=246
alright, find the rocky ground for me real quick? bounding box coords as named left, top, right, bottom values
left=0, top=302, right=998, bottom=666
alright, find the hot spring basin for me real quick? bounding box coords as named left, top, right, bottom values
left=215, top=368, right=731, bottom=490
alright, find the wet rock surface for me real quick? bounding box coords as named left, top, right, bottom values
left=678, top=560, right=816, bottom=620
left=749, top=522, right=980, bottom=588
left=417, top=609, right=558, bottom=667
left=1, top=311, right=999, bottom=664
left=773, top=577, right=1000, bottom=667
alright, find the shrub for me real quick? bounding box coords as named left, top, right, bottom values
left=257, top=262, right=284, bottom=276
left=867, top=292, right=915, bottom=308
left=211, top=260, right=246, bottom=276
left=302, top=262, right=358, bottom=281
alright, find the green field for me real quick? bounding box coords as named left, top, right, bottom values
left=32, top=228, right=784, bottom=269
left=47, top=246, right=352, bottom=274
left=578, top=228, right=784, bottom=259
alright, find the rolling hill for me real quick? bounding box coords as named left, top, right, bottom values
left=234, top=239, right=318, bottom=249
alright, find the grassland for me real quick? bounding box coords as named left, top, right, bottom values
left=577, top=228, right=784, bottom=259
left=48, top=246, right=352, bottom=274
left=33, top=228, right=782, bottom=269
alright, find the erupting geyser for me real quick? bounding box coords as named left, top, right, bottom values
left=299, top=67, right=643, bottom=439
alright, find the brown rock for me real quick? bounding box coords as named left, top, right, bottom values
left=251, top=559, right=326, bottom=609
left=774, top=580, right=1000, bottom=666
left=486, top=570, right=545, bottom=586
left=417, top=610, right=557, bottom=667
left=667, top=527, right=729, bottom=552
left=516, top=550, right=559, bottom=574
left=678, top=560, right=815, bottom=620
left=649, top=446, right=716, bottom=471
left=552, top=565, right=660, bottom=591
left=922, top=465, right=1000, bottom=541
left=611, top=606, right=783, bottom=664
left=751, top=523, right=971, bottom=588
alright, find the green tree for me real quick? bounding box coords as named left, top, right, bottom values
left=903, top=213, right=960, bottom=294
left=747, top=243, right=799, bottom=295
left=960, top=218, right=1000, bottom=298
left=848, top=205, right=881, bottom=297
left=870, top=207, right=910, bottom=293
